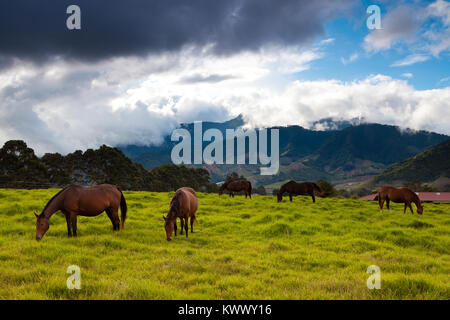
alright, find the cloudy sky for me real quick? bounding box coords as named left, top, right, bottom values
left=0, top=0, right=449, bottom=154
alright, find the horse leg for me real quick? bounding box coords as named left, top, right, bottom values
left=404, top=203, right=407, bottom=214
left=190, top=215, right=195, bottom=233
left=64, top=212, right=72, bottom=237
left=245, top=191, right=247, bottom=198
left=174, top=219, right=177, bottom=236
left=185, top=217, right=189, bottom=238
left=112, top=208, right=121, bottom=230
left=310, top=192, right=316, bottom=203
left=379, top=197, right=385, bottom=213
left=289, top=194, right=293, bottom=202
left=70, top=214, right=78, bottom=237
left=180, top=217, right=184, bottom=235
left=408, top=203, right=414, bottom=214
left=386, top=198, right=391, bottom=214
left=106, top=208, right=115, bottom=230
left=106, top=208, right=120, bottom=231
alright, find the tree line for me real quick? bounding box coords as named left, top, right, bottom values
left=0, top=140, right=218, bottom=192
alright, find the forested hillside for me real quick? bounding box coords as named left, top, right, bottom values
left=371, top=139, right=450, bottom=186
left=0, top=140, right=217, bottom=191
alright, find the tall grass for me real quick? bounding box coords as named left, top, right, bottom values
left=0, top=189, right=448, bottom=299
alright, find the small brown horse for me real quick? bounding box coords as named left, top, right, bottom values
left=218, top=179, right=252, bottom=198
left=378, top=186, right=423, bottom=215
left=35, top=184, right=127, bottom=240
left=163, top=187, right=198, bottom=241
left=277, top=180, right=322, bottom=203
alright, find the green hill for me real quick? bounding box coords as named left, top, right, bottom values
left=119, top=117, right=449, bottom=186
left=371, top=139, right=450, bottom=185
left=0, top=140, right=217, bottom=192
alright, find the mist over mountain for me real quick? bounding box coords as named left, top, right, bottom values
left=118, top=116, right=449, bottom=186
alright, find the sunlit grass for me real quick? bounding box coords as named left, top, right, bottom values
left=0, top=188, right=448, bottom=299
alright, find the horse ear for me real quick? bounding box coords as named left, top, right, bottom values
left=34, top=212, right=38, bottom=218
left=162, top=215, right=166, bottom=221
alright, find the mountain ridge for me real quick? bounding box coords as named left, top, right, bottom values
left=369, top=138, right=450, bottom=188
left=118, top=116, right=449, bottom=186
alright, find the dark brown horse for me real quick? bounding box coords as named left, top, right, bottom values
left=163, top=187, right=198, bottom=241
left=35, top=184, right=127, bottom=240
left=378, top=186, right=423, bottom=215
left=218, top=180, right=252, bottom=198
left=277, top=180, right=322, bottom=203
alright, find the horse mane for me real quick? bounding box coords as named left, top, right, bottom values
left=167, top=192, right=181, bottom=223
left=40, top=186, right=68, bottom=217
left=312, top=182, right=322, bottom=193
left=411, top=191, right=422, bottom=206
left=219, top=180, right=229, bottom=191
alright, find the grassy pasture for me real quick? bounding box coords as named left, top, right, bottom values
left=0, top=188, right=448, bottom=299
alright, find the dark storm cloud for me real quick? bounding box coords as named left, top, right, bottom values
left=0, top=0, right=353, bottom=64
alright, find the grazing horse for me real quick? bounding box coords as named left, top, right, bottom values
left=218, top=180, right=252, bottom=198
left=35, top=184, right=127, bottom=240
left=378, top=186, right=423, bottom=215
left=163, top=187, right=198, bottom=241
left=277, top=180, right=322, bottom=203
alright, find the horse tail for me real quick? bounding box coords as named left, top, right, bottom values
left=118, top=188, right=127, bottom=229
left=312, top=183, right=323, bottom=195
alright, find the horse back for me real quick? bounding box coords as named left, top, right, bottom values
left=229, top=180, right=250, bottom=191
left=65, top=184, right=121, bottom=214
left=378, top=186, right=416, bottom=202
left=174, top=187, right=198, bottom=217
left=283, top=181, right=312, bottom=194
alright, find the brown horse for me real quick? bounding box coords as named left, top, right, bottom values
left=277, top=180, right=322, bottom=203
left=218, top=179, right=252, bottom=198
left=35, top=184, right=127, bottom=240
left=163, top=187, right=198, bottom=241
left=377, top=186, right=423, bottom=215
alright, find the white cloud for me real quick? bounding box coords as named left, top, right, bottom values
left=391, top=54, right=430, bottom=67
left=1, top=48, right=449, bottom=155
left=363, top=6, right=421, bottom=52
left=424, top=0, right=450, bottom=57
left=340, top=52, right=359, bottom=65
left=243, top=75, right=450, bottom=137
left=401, top=73, right=413, bottom=78
left=364, top=1, right=450, bottom=63
left=319, top=38, right=335, bottom=45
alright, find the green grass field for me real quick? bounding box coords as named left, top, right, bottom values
left=0, top=188, right=449, bottom=299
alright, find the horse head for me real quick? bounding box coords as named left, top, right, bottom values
left=417, top=204, right=424, bottom=215
left=164, top=200, right=179, bottom=241
left=277, top=192, right=283, bottom=202
left=35, top=212, right=49, bottom=241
